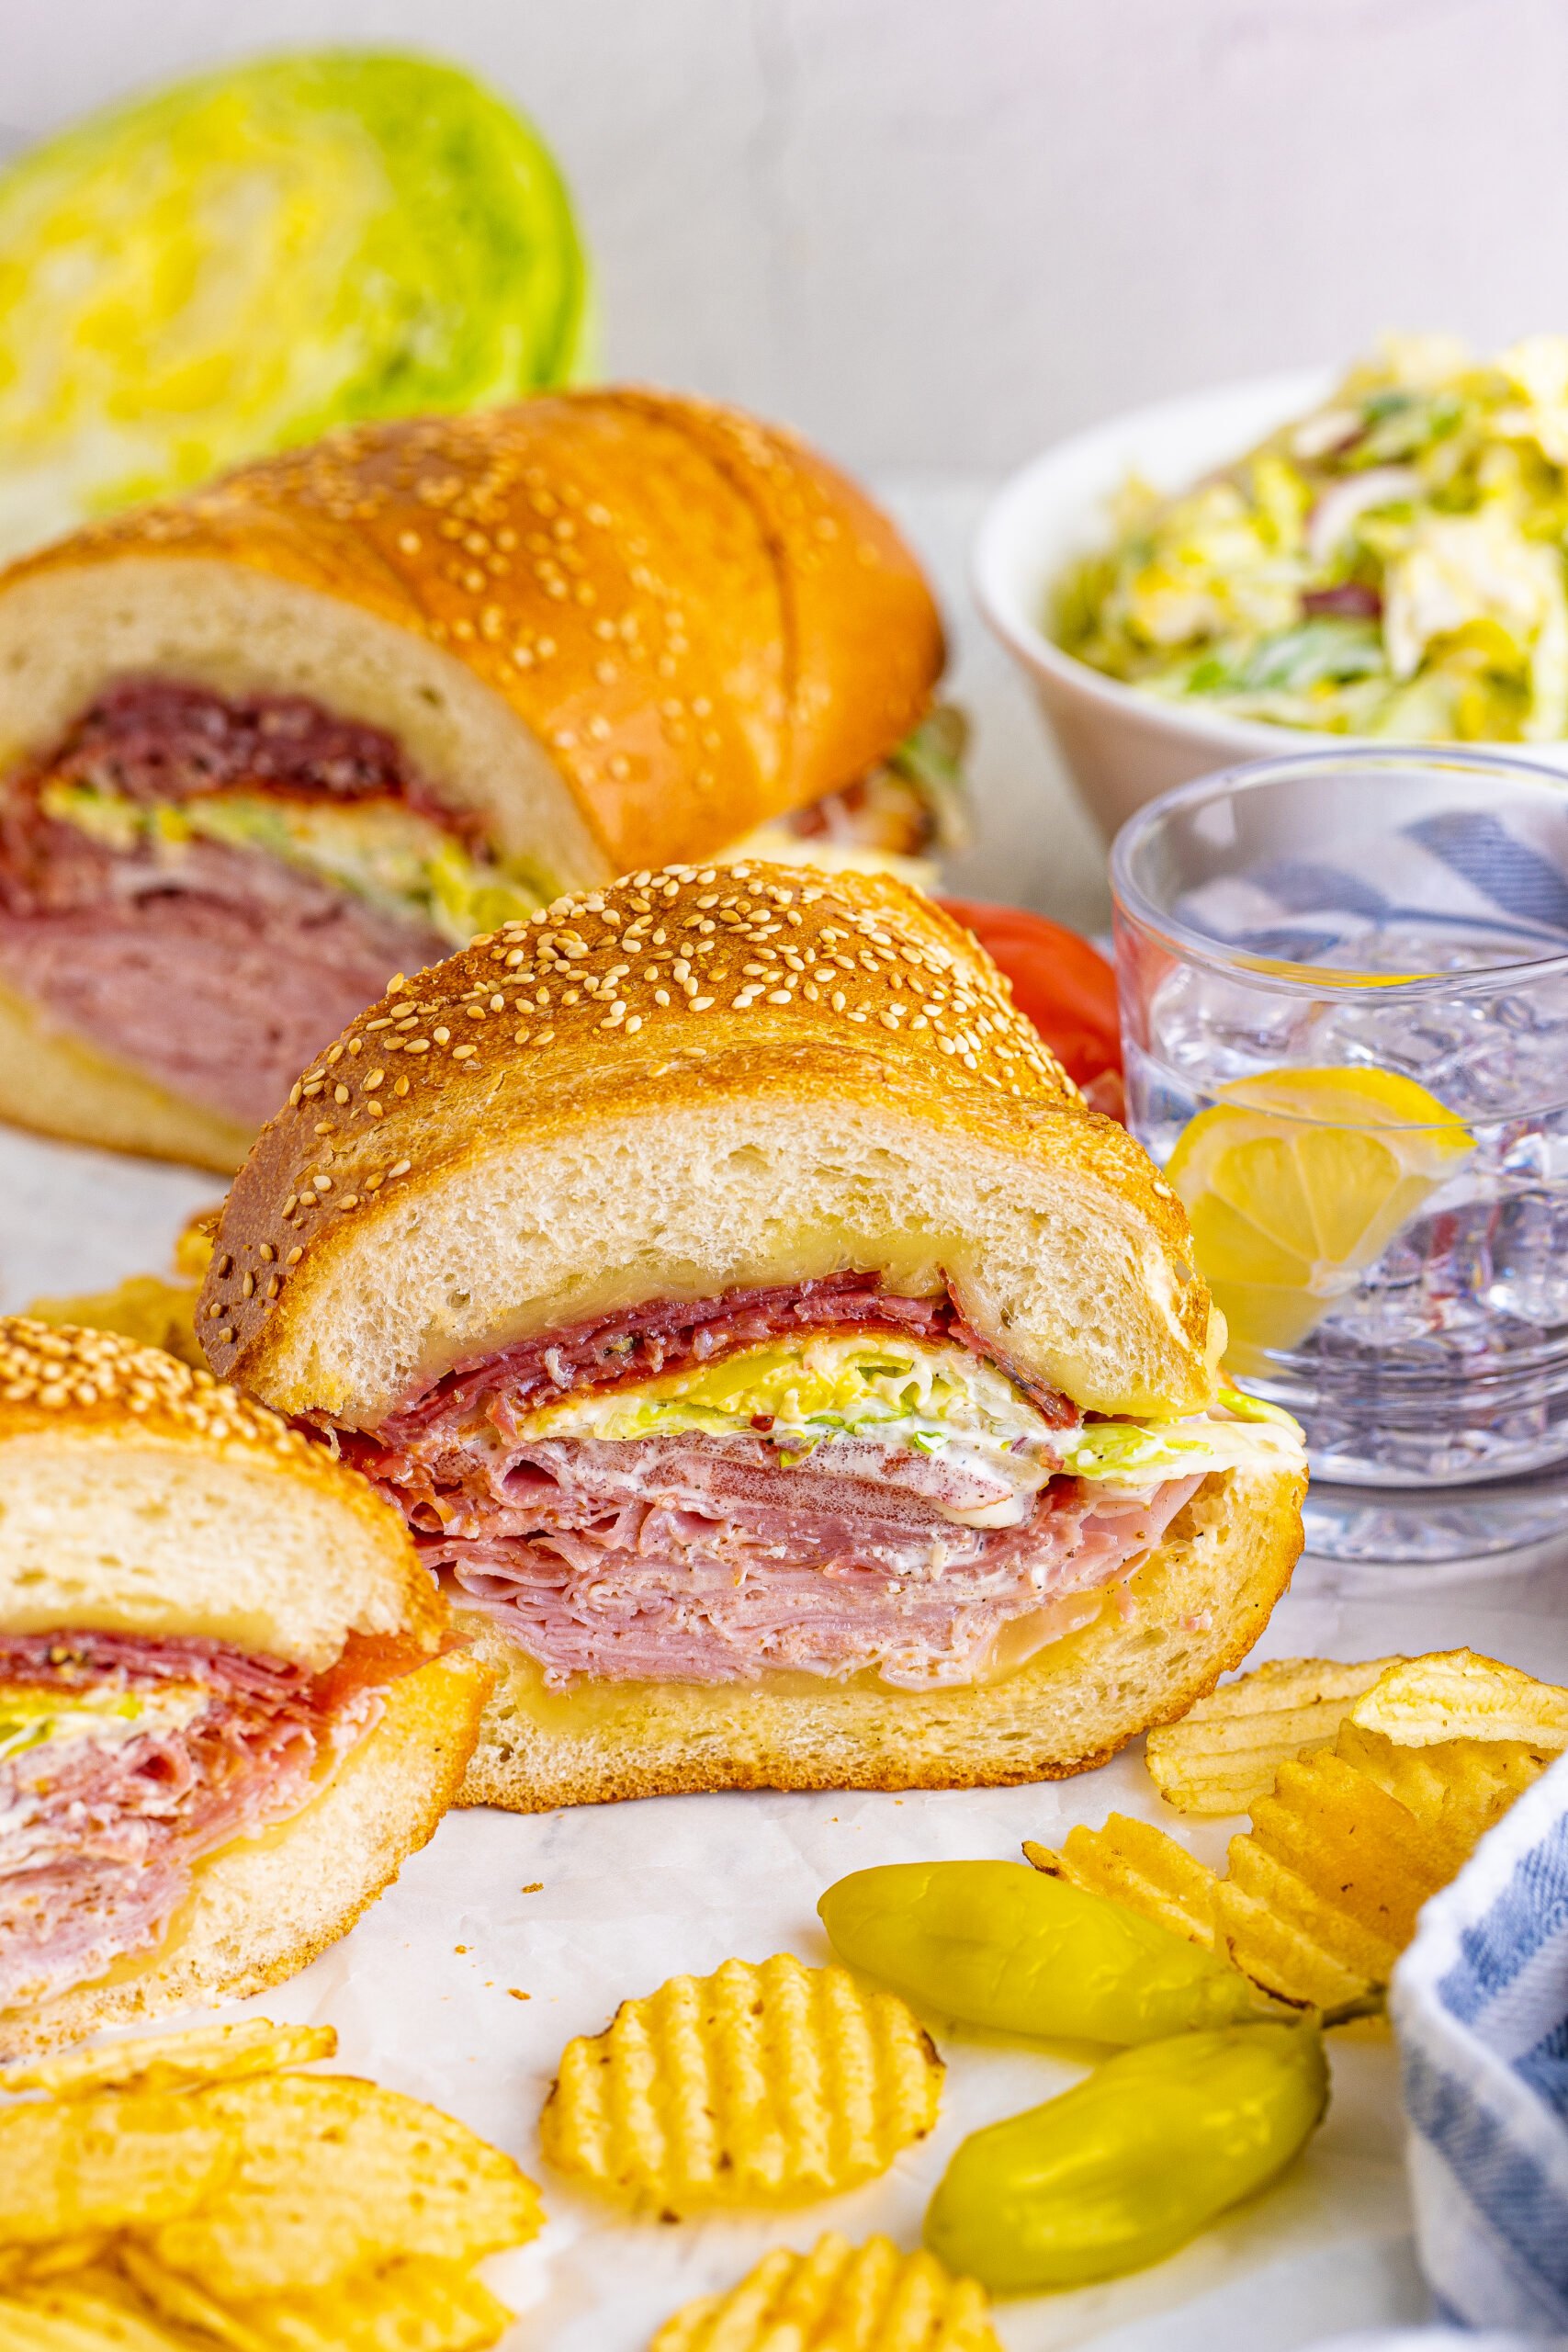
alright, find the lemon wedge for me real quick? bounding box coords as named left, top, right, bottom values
left=1165, top=1067, right=1474, bottom=1372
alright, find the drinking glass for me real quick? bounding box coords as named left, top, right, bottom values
left=1110, top=747, right=1568, bottom=1565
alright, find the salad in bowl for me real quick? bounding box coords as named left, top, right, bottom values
left=1055, top=335, right=1568, bottom=746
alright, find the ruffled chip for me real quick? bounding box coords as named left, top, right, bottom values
left=0, top=2277, right=189, bottom=2349
left=0, top=2019, right=336, bottom=2102
left=539, top=1953, right=942, bottom=2212
left=1350, top=1648, right=1568, bottom=1753
left=0, top=2093, right=236, bottom=2245
left=146, top=2075, right=542, bottom=2301
left=1032, top=1651, right=1563, bottom=2012
left=0, top=2027, right=537, bottom=2352
left=1145, top=1656, right=1400, bottom=1815
left=649, top=2233, right=999, bottom=2352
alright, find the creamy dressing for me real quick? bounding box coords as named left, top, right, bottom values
left=519, top=1334, right=1305, bottom=1530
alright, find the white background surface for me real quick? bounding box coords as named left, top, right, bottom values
left=6, top=0, right=1568, bottom=481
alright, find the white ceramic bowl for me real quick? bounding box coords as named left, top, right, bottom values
left=973, top=367, right=1568, bottom=841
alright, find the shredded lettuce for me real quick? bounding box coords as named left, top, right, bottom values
left=1055, top=333, right=1568, bottom=742
left=0, top=1680, right=206, bottom=1764
left=525, top=1333, right=1307, bottom=1507
left=39, top=781, right=549, bottom=945
left=1056, top=1388, right=1304, bottom=1492
left=0, top=51, right=590, bottom=558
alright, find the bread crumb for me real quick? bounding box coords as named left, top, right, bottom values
left=508, top=1988, right=531, bottom=2001
left=522, top=1882, right=543, bottom=1894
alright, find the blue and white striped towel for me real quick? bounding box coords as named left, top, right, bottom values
left=1178, top=801, right=1568, bottom=967
left=1300, top=1749, right=1568, bottom=2352
left=1393, top=1747, right=1568, bottom=2333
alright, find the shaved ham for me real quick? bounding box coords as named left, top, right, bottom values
left=0, top=1631, right=410, bottom=2010
left=349, top=1289, right=1196, bottom=1691
left=0, top=821, right=446, bottom=1128
left=416, top=1435, right=1201, bottom=1688
left=0, top=676, right=473, bottom=1125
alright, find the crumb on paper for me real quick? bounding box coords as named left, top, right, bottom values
left=508, top=1989, right=531, bottom=2001
left=455, top=1944, right=468, bottom=1954
left=522, top=1882, right=544, bottom=1894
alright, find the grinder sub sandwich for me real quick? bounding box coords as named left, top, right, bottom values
left=200, top=863, right=1305, bottom=1808
left=0, top=390, right=944, bottom=1169
left=0, top=1318, right=491, bottom=2055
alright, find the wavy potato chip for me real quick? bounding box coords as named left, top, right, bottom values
left=0, top=2092, right=235, bottom=2243
left=1145, top=1656, right=1401, bottom=1815
left=122, top=2244, right=512, bottom=2352
left=117, top=2245, right=269, bottom=2351
left=1040, top=1649, right=1562, bottom=2010
left=1350, top=1648, right=1568, bottom=1752
left=650, top=2233, right=1000, bottom=2352
left=1023, top=1815, right=1222, bottom=1950
left=541, top=1953, right=942, bottom=2212
left=0, top=2024, right=538, bottom=2352
left=0, top=2019, right=336, bottom=2101
left=0, top=2278, right=189, bottom=2349
left=239, top=2259, right=514, bottom=2352
left=145, top=2075, right=542, bottom=2301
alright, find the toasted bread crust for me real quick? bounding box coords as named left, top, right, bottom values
left=456, top=1466, right=1304, bottom=1809
left=0, top=391, right=942, bottom=876
left=0, top=1317, right=445, bottom=1658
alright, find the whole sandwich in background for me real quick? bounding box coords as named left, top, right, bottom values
left=0, top=1317, right=491, bottom=2055
left=0, top=391, right=948, bottom=1170
left=200, top=864, right=1305, bottom=1809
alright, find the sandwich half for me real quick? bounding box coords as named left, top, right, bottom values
left=0, top=1317, right=491, bottom=2054
left=0, top=389, right=946, bottom=1168
left=199, top=863, right=1306, bottom=1809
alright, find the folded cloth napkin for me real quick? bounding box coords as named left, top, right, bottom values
left=1177, top=797, right=1568, bottom=968
left=1390, top=1747, right=1568, bottom=2334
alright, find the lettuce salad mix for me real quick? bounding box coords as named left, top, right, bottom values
left=1055, top=334, right=1568, bottom=742
left=0, top=51, right=588, bottom=560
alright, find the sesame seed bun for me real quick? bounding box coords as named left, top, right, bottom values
left=0, top=1317, right=492, bottom=2053
left=0, top=390, right=943, bottom=888
left=0, top=1317, right=441, bottom=1669
left=200, top=863, right=1220, bottom=1428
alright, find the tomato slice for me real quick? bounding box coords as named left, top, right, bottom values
left=937, top=898, right=1124, bottom=1117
